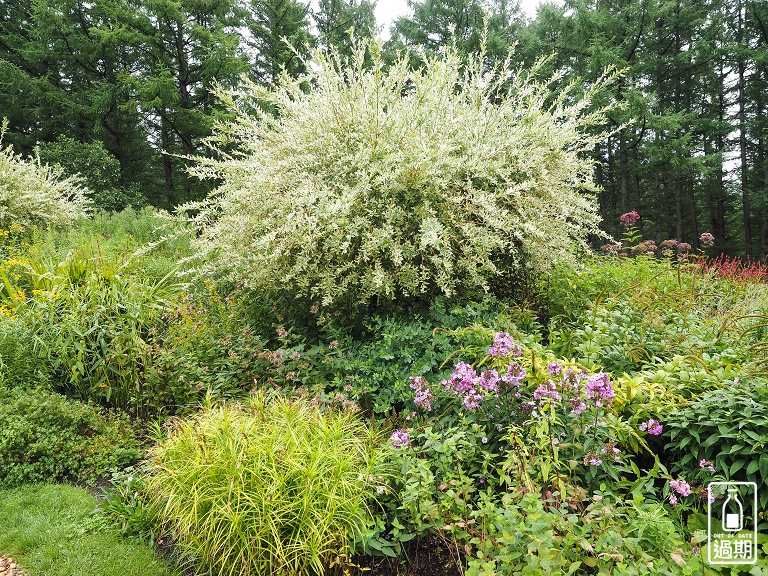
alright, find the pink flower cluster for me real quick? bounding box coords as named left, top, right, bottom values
left=699, top=232, right=715, bottom=248
left=488, top=332, right=522, bottom=358
left=390, top=429, right=410, bottom=448
left=700, top=459, right=715, bottom=472
left=639, top=418, right=663, bottom=435
left=620, top=211, right=641, bottom=227
left=409, top=376, right=433, bottom=412
left=669, top=479, right=691, bottom=505
left=585, top=372, right=615, bottom=407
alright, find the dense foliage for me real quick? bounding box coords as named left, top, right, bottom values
left=187, top=40, right=615, bottom=306
left=146, top=393, right=380, bottom=576
left=0, top=121, right=91, bottom=229
left=2, top=0, right=767, bottom=253
left=0, top=387, right=139, bottom=487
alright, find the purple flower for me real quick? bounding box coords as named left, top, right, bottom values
left=409, top=376, right=433, bottom=412
left=700, top=459, right=716, bottom=473
left=669, top=493, right=678, bottom=505
left=547, top=361, right=563, bottom=376
left=533, top=380, right=561, bottom=403
left=488, top=332, right=522, bottom=358
left=478, top=369, right=500, bottom=392
left=569, top=398, right=587, bottom=415
left=589, top=458, right=602, bottom=466
left=585, top=373, right=614, bottom=406
left=501, top=362, right=526, bottom=389
left=699, top=232, right=715, bottom=248
left=481, top=437, right=488, bottom=444
left=670, top=479, right=691, bottom=497
left=390, top=429, right=410, bottom=448
left=443, top=362, right=477, bottom=395
left=620, top=211, right=640, bottom=227
left=462, top=389, right=484, bottom=412
left=639, top=418, right=663, bottom=435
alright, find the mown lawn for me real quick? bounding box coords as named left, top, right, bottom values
left=0, top=484, right=177, bottom=576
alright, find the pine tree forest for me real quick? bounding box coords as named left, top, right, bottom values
left=1, top=0, right=766, bottom=256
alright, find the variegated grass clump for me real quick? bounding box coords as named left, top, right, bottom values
left=0, top=119, right=91, bottom=229
left=186, top=39, right=618, bottom=306
left=146, top=393, right=380, bottom=576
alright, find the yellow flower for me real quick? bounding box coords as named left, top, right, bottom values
left=98, top=382, right=107, bottom=388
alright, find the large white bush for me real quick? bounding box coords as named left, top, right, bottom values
left=0, top=121, right=91, bottom=229
left=187, top=41, right=617, bottom=306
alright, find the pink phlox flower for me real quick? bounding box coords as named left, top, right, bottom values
left=444, top=362, right=477, bottom=395
left=501, top=362, right=526, bottom=389
left=670, top=479, right=691, bottom=497
left=569, top=398, right=587, bottom=415
left=533, top=380, right=561, bottom=403
left=669, top=493, right=679, bottom=505
left=547, top=361, right=563, bottom=376
left=586, top=372, right=614, bottom=406
left=409, top=376, right=433, bottom=411
left=639, top=418, right=663, bottom=435
left=488, top=332, right=522, bottom=358
left=462, top=389, right=484, bottom=412
left=390, top=429, right=410, bottom=448
left=479, top=369, right=500, bottom=392
left=700, top=459, right=716, bottom=472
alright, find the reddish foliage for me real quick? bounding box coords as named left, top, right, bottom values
left=701, top=253, right=768, bottom=284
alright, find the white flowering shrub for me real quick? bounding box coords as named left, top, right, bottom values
left=0, top=120, right=91, bottom=229
left=187, top=40, right=617, bottom=306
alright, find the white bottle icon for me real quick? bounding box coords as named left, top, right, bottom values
left=722, top=487, right=743, bottom=532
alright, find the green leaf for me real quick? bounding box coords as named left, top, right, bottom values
left=730, top=460, right=746, bottom=476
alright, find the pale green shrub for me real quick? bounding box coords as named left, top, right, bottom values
left=146, top=393, right=381, bottom=576
left=0, top=120, right=91, bottom=229
left=186, top=40, right=618, bottom=306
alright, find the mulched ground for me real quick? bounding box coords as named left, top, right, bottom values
left=0, top=556, right=25, bottom=576
left=340, top=538, right=464, bottom=576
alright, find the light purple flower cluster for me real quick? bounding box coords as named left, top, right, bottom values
left=700, top=459, right=716, bottom=472
left=533, top=380, right=561, bottom=403
left=639, top=418, right=663, bottom=435
left=669, top=479, right=691, bottom=505
left=503, top=362, right=527, bottom=390
left=440, top=362, right=499, bottom=412
left=390, top=429, right=410, bottom=448
left=585, top=373, right=614, bottom=407
left=488, top=332, right=522, bottom=358
left=547, top=361, right=562, bottom=376
left=601, top=441, right=621, bottom=462
left=409, top=376, right=433, bottom=412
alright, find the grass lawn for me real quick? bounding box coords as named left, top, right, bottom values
left=0, top=484, right=177, bottom=576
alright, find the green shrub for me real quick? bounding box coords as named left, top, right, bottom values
left=0, top=387, right=140, bottom=487
left=665, top=381, right=768, bottom=520
left=27, top=267, right=179, bottom=415
left=185, top=39, right=618, bottom=308
left=98, top=467, right=162, bottom=545
left=146, top=393, right=381, bottom=576
left=0, top=119, right=91, bottom=229
left=464, top=492, right=701, bottom=575
left=36, top=136, right=148, bottom=212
